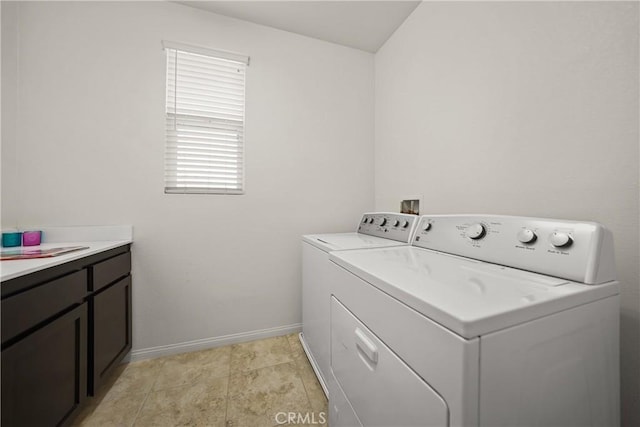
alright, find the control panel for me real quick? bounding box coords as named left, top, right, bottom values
left=412, top=215, right=616, bottom=284
left=358, top=212, right=418, bottom=243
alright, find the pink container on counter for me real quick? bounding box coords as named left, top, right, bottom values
left=22, top=231, right=42, bottom=246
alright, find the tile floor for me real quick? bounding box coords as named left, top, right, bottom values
left=73, top=333, right=328, bottom=427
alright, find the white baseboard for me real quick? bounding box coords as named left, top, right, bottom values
left=125, top=323, right=302, bottom=363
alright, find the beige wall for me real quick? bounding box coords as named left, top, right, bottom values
left=375, top=2, right=639, bottom=424
left=1, top=1, right=18, bottom=223
left=1, top=1, right=374, bottom=351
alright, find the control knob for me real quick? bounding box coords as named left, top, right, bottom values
left=402, top=221, right=410, bottom=228
left=377, top=218, right=387, bottom=226
left=423, top=222, right=432, bottom=231
left=467, top=223, right=486, bottom=240
left=517, top=229, right=537, bottom=244
left=550, top=232, right=572, bottom=248
left=393, top=219, right=400, bottom=227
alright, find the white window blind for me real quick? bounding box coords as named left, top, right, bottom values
left=164, top=41, right=248, bottom=194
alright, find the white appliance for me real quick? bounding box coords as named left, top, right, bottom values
left=328, top=215, right=619, bottom=427
left=301, top=212, right=419, bottom=397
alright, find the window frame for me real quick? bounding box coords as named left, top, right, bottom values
left=163, top=41, right=249, bottom=195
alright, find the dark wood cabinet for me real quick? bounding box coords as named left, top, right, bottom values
left=2, top=304, right=87, bottom=427
left=92, top=251, right=131, bottom=292
left=1, top=269, right=87, bottom=344
left=1, top=244, right=132, bottom=426
left=91, top=275, right=132, bottom=394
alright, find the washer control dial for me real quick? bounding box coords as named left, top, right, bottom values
left=393, top=219, right=400, bottom=227
left=517, top=229, right=537, bottom=244
left=377, top=218, right=387, bottom=226
left=402, top=221, right=410, bottom=228
left=423, top=222, right=432, bottom=232
left=550, top=232, right=572, bottom=248
left=467, top=223, right=486, bottom=240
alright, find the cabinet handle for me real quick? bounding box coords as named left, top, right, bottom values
left=355, top=327, right=378, bottom=364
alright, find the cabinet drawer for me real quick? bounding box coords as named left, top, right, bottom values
left=2, top=269, right=87, bottom=344
left=92, top=251, right=131, bottom=292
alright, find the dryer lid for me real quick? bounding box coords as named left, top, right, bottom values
left=303, top=232, right=407, bottom=252
left=330, top=246, right=619, bottom=338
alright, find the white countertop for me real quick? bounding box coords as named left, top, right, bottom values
left=1, top=240, right=132, bottom=282
left=0, top=225, right=133, bottom=282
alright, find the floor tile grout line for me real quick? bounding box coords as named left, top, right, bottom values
left=231, top=357, right=300, bottom=379
left=290, top=333, right=319, bottom=421
left=285, top=334, right=316, bottom=412
left=149, top=371, right=231, bottom=393
left=287, top=335, right=315, bottom=398
left=224, top=372, right=231, bottom=426
left=130, top=389, right=152, bottom=427
left=225, top=343, right=237, bottom=426
left=130, top=358, right=166, bottom=427
left=232, top=357, right=296, bottom=373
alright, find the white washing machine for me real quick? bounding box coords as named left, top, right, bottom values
left=301, top=212, right=419, bottom=397
left=328, top=215, right=620, bottom=427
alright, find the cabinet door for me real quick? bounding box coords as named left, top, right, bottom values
left=91, top=275, right=132, bottom=394
left=1, top=303, right=88, bottom=427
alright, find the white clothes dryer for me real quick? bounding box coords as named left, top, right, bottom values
left=328, top=215, right=619, bottom=427
left=301, top=212, right=419, bottom=397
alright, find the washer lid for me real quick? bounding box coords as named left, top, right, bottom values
left=303, top=232, right=408, bottom=253
left=329, top=246, right=619, bottom=338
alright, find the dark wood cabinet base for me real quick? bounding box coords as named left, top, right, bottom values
left=91, top=275, right=132, bottom=395
left=1, top=244, right=132, bottom=426
left=2, top=304, right=88, bottom=427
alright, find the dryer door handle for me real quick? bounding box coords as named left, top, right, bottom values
left=355, top=327, right=378, bottom=364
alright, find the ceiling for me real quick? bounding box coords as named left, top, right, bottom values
left=176, top=1, right=421, bottom=53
